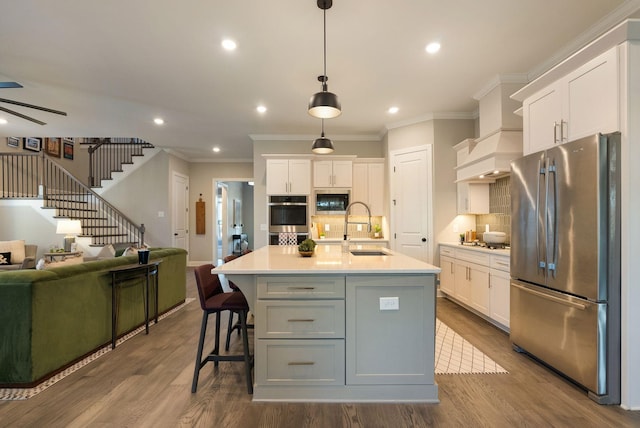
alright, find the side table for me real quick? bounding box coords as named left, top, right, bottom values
left=44, top=251, right=81, bottom=262
left=109, top=260, right=162, bottom=349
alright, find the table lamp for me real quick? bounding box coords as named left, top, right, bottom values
left=56, top=219, right=82, bottom=252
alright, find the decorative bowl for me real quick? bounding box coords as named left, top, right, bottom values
left=483, top=231, right=506, bottom=244
left=299, top=250, right=314, bottom=257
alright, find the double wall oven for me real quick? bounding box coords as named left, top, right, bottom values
left=268, top=195, right=309, bottom=245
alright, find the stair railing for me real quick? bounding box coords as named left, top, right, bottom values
left=86, top=137, right=154, bottom=187
left=0, top=152, right=145, bottom=247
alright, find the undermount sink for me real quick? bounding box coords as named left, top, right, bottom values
left=350, top=250, right=390, bottom=256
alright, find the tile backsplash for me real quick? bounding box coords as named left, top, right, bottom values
left=311, top=214, right=384, bottom=240
left=476, top=176, right=511, bottom=243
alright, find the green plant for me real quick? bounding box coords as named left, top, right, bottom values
left=298, top=238, right=317, bottom=252
left=373, top=224, right=382, bottom=233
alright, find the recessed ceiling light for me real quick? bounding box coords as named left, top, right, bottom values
left=153, top=118, right=164, bottom=125
left=0, top=118, right=7, bottom=125
left=493, top=170, right=500, bottom=175
left=212, top=147, right=221, bottom=153
left=257, top=105, right=267, bottom=114
left=479, top=174, right=485, bottom=179
left=222, top=39, right=237, bottom=51
left=426, top=42, right=441, bottom=54
left=388, top=106, right=399, bottom=114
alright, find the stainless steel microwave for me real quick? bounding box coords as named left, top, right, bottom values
left=314, top=189, right=350, bottom=214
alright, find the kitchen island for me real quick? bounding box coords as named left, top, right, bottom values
left=214, top=244, right=441, bottom=402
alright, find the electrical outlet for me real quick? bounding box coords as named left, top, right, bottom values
left=453, top=223, right=459, bottom=233
left=325, top=224, right=330, bottom=231
left=357, top=224, right=362, bottom=232
left=379, top=297, right=399, bottom=311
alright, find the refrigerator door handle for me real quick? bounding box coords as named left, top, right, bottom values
left=537, top=159, right=546, bottom=270
left=548, top=158, right=558, bottom=277
left=512, top=283, right=587, bottom=310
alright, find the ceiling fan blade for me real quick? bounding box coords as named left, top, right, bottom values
left=0, top=97, right=67, bottom=116
left=0, top=105, right=46, bottom=125
left=0, top=82, right=23, bottom=89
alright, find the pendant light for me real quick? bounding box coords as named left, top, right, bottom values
left=311, top=119, right=335, bottom=154
left=308, top=0, right=341, bottom=119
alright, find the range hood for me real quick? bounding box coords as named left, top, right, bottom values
left=455, top=79, right=524, bottom=183
left=455, top=129, right=522, bottom=183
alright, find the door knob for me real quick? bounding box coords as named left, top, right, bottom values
left=174, top=233, right=178, bottom=236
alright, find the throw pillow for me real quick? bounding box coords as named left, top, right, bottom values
left=0, top=252, right=11, bottom=265
left=0, top=240, right=25, bottom=264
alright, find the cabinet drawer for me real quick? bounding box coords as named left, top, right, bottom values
left=440, top=246, right=456, bottom=257
left=256, top=339, right=345, bottom=386
left=256, top=300, right=345, bottom=339
left=257, top=275, right=345, bottom=299
left=455, top=248, right=490, bottom=265
left=490, top=255, right=510, bottom=272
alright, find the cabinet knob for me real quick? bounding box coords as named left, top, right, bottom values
left=421, top=238, right=427, bottom=242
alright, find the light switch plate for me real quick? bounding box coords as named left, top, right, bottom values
left=379, top=297, right=399, bottom=311
left=325, top=224, right=330, bottom=231
left=357, top=224, right=362, bottom=231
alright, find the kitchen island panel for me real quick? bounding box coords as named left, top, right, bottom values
left=346, top=275, right=436, bottom=386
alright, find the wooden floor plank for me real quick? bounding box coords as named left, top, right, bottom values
left=1, top=268, right=639, bottom=427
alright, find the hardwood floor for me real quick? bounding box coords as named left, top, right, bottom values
left=1, top=268, right=639, bottom=427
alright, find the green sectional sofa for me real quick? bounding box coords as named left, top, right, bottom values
left=0, top=247, right=187, bottom=386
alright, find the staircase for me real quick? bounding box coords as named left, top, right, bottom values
left=1, top=139, right=154, bottom=247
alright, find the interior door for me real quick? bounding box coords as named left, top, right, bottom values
left=390, top=146, right=433, bottom=263
left=172, top=172, right=189, bottom=251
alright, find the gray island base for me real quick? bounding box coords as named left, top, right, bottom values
left=214, top=244, right=441, bottom=402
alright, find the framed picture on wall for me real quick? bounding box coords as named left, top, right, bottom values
left=63, top=141, right=74, bottom=160
left=23, top=137, right=41, bottom=152
left=6, top=137, right=20, bottom=148
left=44, top=137, right=61, bottom=157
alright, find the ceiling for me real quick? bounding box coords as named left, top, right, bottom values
left=1, top=1, right=639, bottom=162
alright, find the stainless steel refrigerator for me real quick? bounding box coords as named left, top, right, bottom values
left=510, top=132, right=621, bottom=404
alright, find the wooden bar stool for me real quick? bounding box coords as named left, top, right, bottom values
left=191, top=264, right=253, bottom=394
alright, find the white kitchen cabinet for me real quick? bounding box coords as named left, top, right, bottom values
left=439, top=255, right=455, bottom=295
left=266, top=159, right=311, bottom=195
left=454, top=258, right=490, bottom=315
left=351, top=160, right=384, bottom=215
left=522, top=46, right=619, bottom=155
left=439, top=244, right=509, bottom=332
left=313, top=160, right=352, bottom=188
left=456, top=182, right=489, bottom=214
left=489, top=267, right=510, bottom=328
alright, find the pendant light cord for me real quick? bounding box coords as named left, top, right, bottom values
left=323, top=7, right=327, bottom=81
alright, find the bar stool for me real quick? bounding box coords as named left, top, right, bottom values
left=222, top=251, right=254, bottom=351
left=191, top=264, right=253, bottom=394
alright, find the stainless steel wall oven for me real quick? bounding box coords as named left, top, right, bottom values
left=268, top=195, right=308, bottom=244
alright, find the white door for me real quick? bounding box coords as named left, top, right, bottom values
left=172, top=172, right=189, bottom=251
left=390, top=146, right=433, bottom=263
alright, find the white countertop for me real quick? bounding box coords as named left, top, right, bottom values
left=440, top=242, right=511, bottom=257
left=214, top=244, right=441, bottom=275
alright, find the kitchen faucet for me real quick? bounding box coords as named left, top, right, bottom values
left=343, top=201, right=372, bottom=241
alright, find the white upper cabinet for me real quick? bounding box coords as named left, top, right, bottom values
left=457, top=182, right=489, bottom=215
left=351, top=160, right=384, bottom=216
left=313, top=160, right=353, bottom=188
left=522, top=46, right=619, bottom=155
left=266, top=159, right=311, bottom=195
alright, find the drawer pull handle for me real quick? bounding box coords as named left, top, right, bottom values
left=288, top=319, right=315, bottom=322
left=288, top=361, right=315, bottom=366
left=288, top=287, right=316, bottom=290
